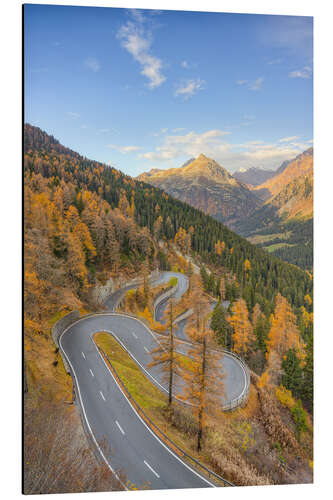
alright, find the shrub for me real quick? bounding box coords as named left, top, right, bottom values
left=275, top=385, right=295, bottom=410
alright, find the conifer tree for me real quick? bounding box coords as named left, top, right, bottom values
left=211, top=303, right=231, bottom=348
left=281, top=348, right=303, bottom=399
left=181, top=326, right=225, bottom=451
left=148, top=298, right=181, bottom=406
left=228, top=298, right=254, bottom=358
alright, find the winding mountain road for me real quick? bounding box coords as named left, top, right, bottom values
left=59, top=272, right=246, bottom=489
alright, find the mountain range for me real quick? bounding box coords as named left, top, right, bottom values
left=137, top=154, right=262, bottom=226
left=138, top=149, right=313, bottom=269
left=233, top=167, right=276, bottom=186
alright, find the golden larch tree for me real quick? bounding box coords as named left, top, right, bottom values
left=228, top=298, right=254, bottom=357
left=148, top=298, right=181, bottom=406
left=181, top=326, right=225, bottom=451
left=265, top=293, right=305, bottom=385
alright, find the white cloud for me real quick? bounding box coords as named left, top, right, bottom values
left=248, top=77, right=264, bottom=91
left=236, top=78, right=264, bottom=91
left=279, top=136, right=299, bottom=143
left=174, top=78, right=205, bottom=100
left=107, top=144, right=142, bottom=154
left=138, top=129, right=308, bottom=172
left=139, top=129, right=231, bottom=161
left=181, top=60, right=189, bottom=68
left=84, top=57, right=101, bottom=72
left=117, top=14, right=165, bottom=89
left=66, top=112, right=80, bottom=119
left=289, top=66, right=312, bottom=79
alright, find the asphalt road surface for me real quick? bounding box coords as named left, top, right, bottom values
left=59, top=272, right=244, bottom=489
left=60, top=313, right=216, bottom=489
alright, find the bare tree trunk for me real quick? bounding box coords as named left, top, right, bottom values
left=197, top=336, right=207, bottom=452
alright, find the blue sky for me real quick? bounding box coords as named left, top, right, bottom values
left=24, top=5, right=313, bottom=176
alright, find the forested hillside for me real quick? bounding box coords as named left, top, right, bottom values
left=24, top=124, right=312, bottom=318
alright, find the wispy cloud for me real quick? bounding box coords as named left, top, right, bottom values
left=181, top=60, right=189, bottom=69
left=107, top=144, right=142, bottom=154
left=174, top=78, right=205, bottom=100
left=117, top=11, right=165, bottom=89
left=237, top=78, right=264, bottom=91
left=139, top=129, right=231, bottom=161
left=84, top=57, right=101, bottom=72
left=151, top=127, right=169, bottom=137
left=248, top=77, right=264, bottom=91
left=279, top=136, right=299, bottom=143
left=139, top=129, right=309, bottom=172
left=289, top=66, right=312, bottom=79
left=66, top=112, right=80, bottom=119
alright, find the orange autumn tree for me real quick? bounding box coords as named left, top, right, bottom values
left=174, top=227, right=191, bottom=254
left=266, top=293, right=304, bottom=357
left=148, top=298, right=181, bottom=406
left=214, top=239, right=225, bottom=256
left=185, top=277, right=211, bottom=340
left=228, top=298, right=254, bottom=358
left=264, top=293, right=305, bottom=385
left=181, top=326, right=225, bottom=452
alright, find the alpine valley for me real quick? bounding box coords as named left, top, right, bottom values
left=138, top=149, right=313, bottom=271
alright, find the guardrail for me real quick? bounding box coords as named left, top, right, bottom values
left=153, top=282, right=179, bottom=321
left=112, top=274, right=251, bottom=412
left=164, top=333, right=251, bottom=412
left=98, top=345, right=234, bottom=488
left=219, top=349, right=250, bottom=411
left=52, top=310, right=80, bottom=373
left=107, top=270, right=161, bottom=311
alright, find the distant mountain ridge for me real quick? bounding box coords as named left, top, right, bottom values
left=234, top=167, right=276, bottom=186
left=137, top=154, right=262, bottom=225
left=138, top=147, right=313, bottom=269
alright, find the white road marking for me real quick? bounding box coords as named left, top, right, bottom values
left=82, top=352, right=86, bottom=359
left=115, top=420, right=125, bottom=435
left=144, top=346, right=150, bottom=354
left=132, top=332, right=138, bottom=339
left=94, top=334, right=215, bottom=487
left=99, top=390, right=106, bottom=401
left=89, top=369, right=94, bottom=378
left=144, top=460, right=160, bottom=478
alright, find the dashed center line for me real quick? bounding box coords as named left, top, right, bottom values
left=132, top=332, right=138, bottom=339
left=115, top=420, right=125, bottom=435
left=82, top=352, right=86, bottom=359
left=144, top=460, right=160, bottom=478
left=89, top=369, right=94, bottom=377
left=99, top=390, right=106, bottom=401
left=144, top=346, right=150, bottom=354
